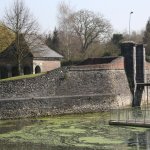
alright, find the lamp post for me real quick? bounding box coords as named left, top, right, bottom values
left=129, top=11, right=133, bottom=41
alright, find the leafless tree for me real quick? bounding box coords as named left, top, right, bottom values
left=2, top=0, right=39, bottom=75
left=57, top=1, right=75, bottom=60
left=70, top=10, right=112, bottom=52
left=123, top=30, right=144, bottom=43
left=57, top=2, right=112, bottom=60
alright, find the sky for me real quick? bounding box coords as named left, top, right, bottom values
left=0, top=0, right=150, bottom=33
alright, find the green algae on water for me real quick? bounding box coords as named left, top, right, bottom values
left=79, top=136, right=123, bottom=145
left=0, top=112, right=149, bottom=150
left=54, top=128, right=86, bottom=134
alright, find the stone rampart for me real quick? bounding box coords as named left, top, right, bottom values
left=0, top=94, right=119, bottom=119
left=0, top=66, right=132, bottom=119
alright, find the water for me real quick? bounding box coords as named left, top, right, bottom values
left=0, top=112, right=150, bottom=150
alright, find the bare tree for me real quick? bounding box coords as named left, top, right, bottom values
left=70, top=10, right=112, bottom=52
left=2, top=0, right=39, bottom=75
left=57, top=2, right=112, bottom=61
left=123, top=30, right=144, bottom=43
left=57, top=1, right=75, bottom=60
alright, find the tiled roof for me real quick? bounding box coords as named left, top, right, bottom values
left=31, top=44, right=63, bottom=58
left=25, top=35, right=63, bottom=58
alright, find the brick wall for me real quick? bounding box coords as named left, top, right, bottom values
left=75, top=57, right=124, bottom=70
left=33, top=60, right=61, bottom=73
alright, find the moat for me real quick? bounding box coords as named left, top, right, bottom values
left=0, top=112, right=150, bottom=150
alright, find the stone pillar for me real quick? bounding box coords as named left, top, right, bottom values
left=135, top=44, right=145, bottom=106
left=121, top=42, right=145, bottom=106
left=121, top=42, right=136, bottom=95
left=136, top=44, right=145, bottom=83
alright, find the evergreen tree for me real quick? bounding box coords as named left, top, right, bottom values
left=102, top=34, right=124, bottom=57
left=143, top=18, right=150, bottom=56
left=51, top=28, right=60, bottom=51
left=111, top=34, right=123, bottom=47
left=45, top=34, right=52, bottom=48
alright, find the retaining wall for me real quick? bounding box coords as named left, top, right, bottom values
left=0, top=66, right=132, bottom=119
left=0, top=94, right=118, bottom=119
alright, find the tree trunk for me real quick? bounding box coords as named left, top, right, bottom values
left=18, top=62, right=23, bottom=76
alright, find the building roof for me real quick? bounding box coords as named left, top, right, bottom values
left=31, top=44, right=63, bottom=58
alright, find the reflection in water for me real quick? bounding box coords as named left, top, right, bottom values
left=132, top=107, right=143, bottom=119
left=0, top=120, right=41, bottom=134
left=0, top=142, right=96, bottom=150
left=0, top=112, right=150, bottom=150
left=128, top=131, right=150, bottom=150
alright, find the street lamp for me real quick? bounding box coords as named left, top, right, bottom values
left=129, top=11, right=133, bottom=41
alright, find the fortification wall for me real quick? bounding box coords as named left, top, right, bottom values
left=0, top=95, right=117, bottom=119
left=54, top=68, right=131, bottom=106
left=0, top=66, right=132, bottom=118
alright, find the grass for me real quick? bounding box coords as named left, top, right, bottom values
left=0, top=72, right=45, bottom=82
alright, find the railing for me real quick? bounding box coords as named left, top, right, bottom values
left=110, top=107, right=150, bottom=124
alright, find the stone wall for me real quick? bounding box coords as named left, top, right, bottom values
left=55, top=68, right=131, bottom=106
left=0, top=66, right=132, bottom=118
left=0, top=67, right=64, bottom=99
left=0, top=94, right=118, bottom=119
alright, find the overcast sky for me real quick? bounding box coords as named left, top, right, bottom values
left=0, top=0, right=150, bottom=33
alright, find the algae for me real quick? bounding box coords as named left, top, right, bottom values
left=0, top=112, right=149, bottom=150
left=79, top=136, right=123, bottom=144
left=54, top=128, right=86, bottom=134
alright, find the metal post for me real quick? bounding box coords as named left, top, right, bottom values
left=110, top=109, right=112, bottom=121
left=147, top=85, right=148, bottom=106
left=128, top=109, right=129, bottom=122
left=143, top=47, right=146, bottom=83
left=144, top=109, right=146, bottom=124
left=129, top=11, right=133, bottom=41
left=133, top=46, right=137, bottom=106
left=117, top=109, right=120, bottom=121
left=135, top=108, right=137, bottom=123
left=126, top=109, right=128, bottom=123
